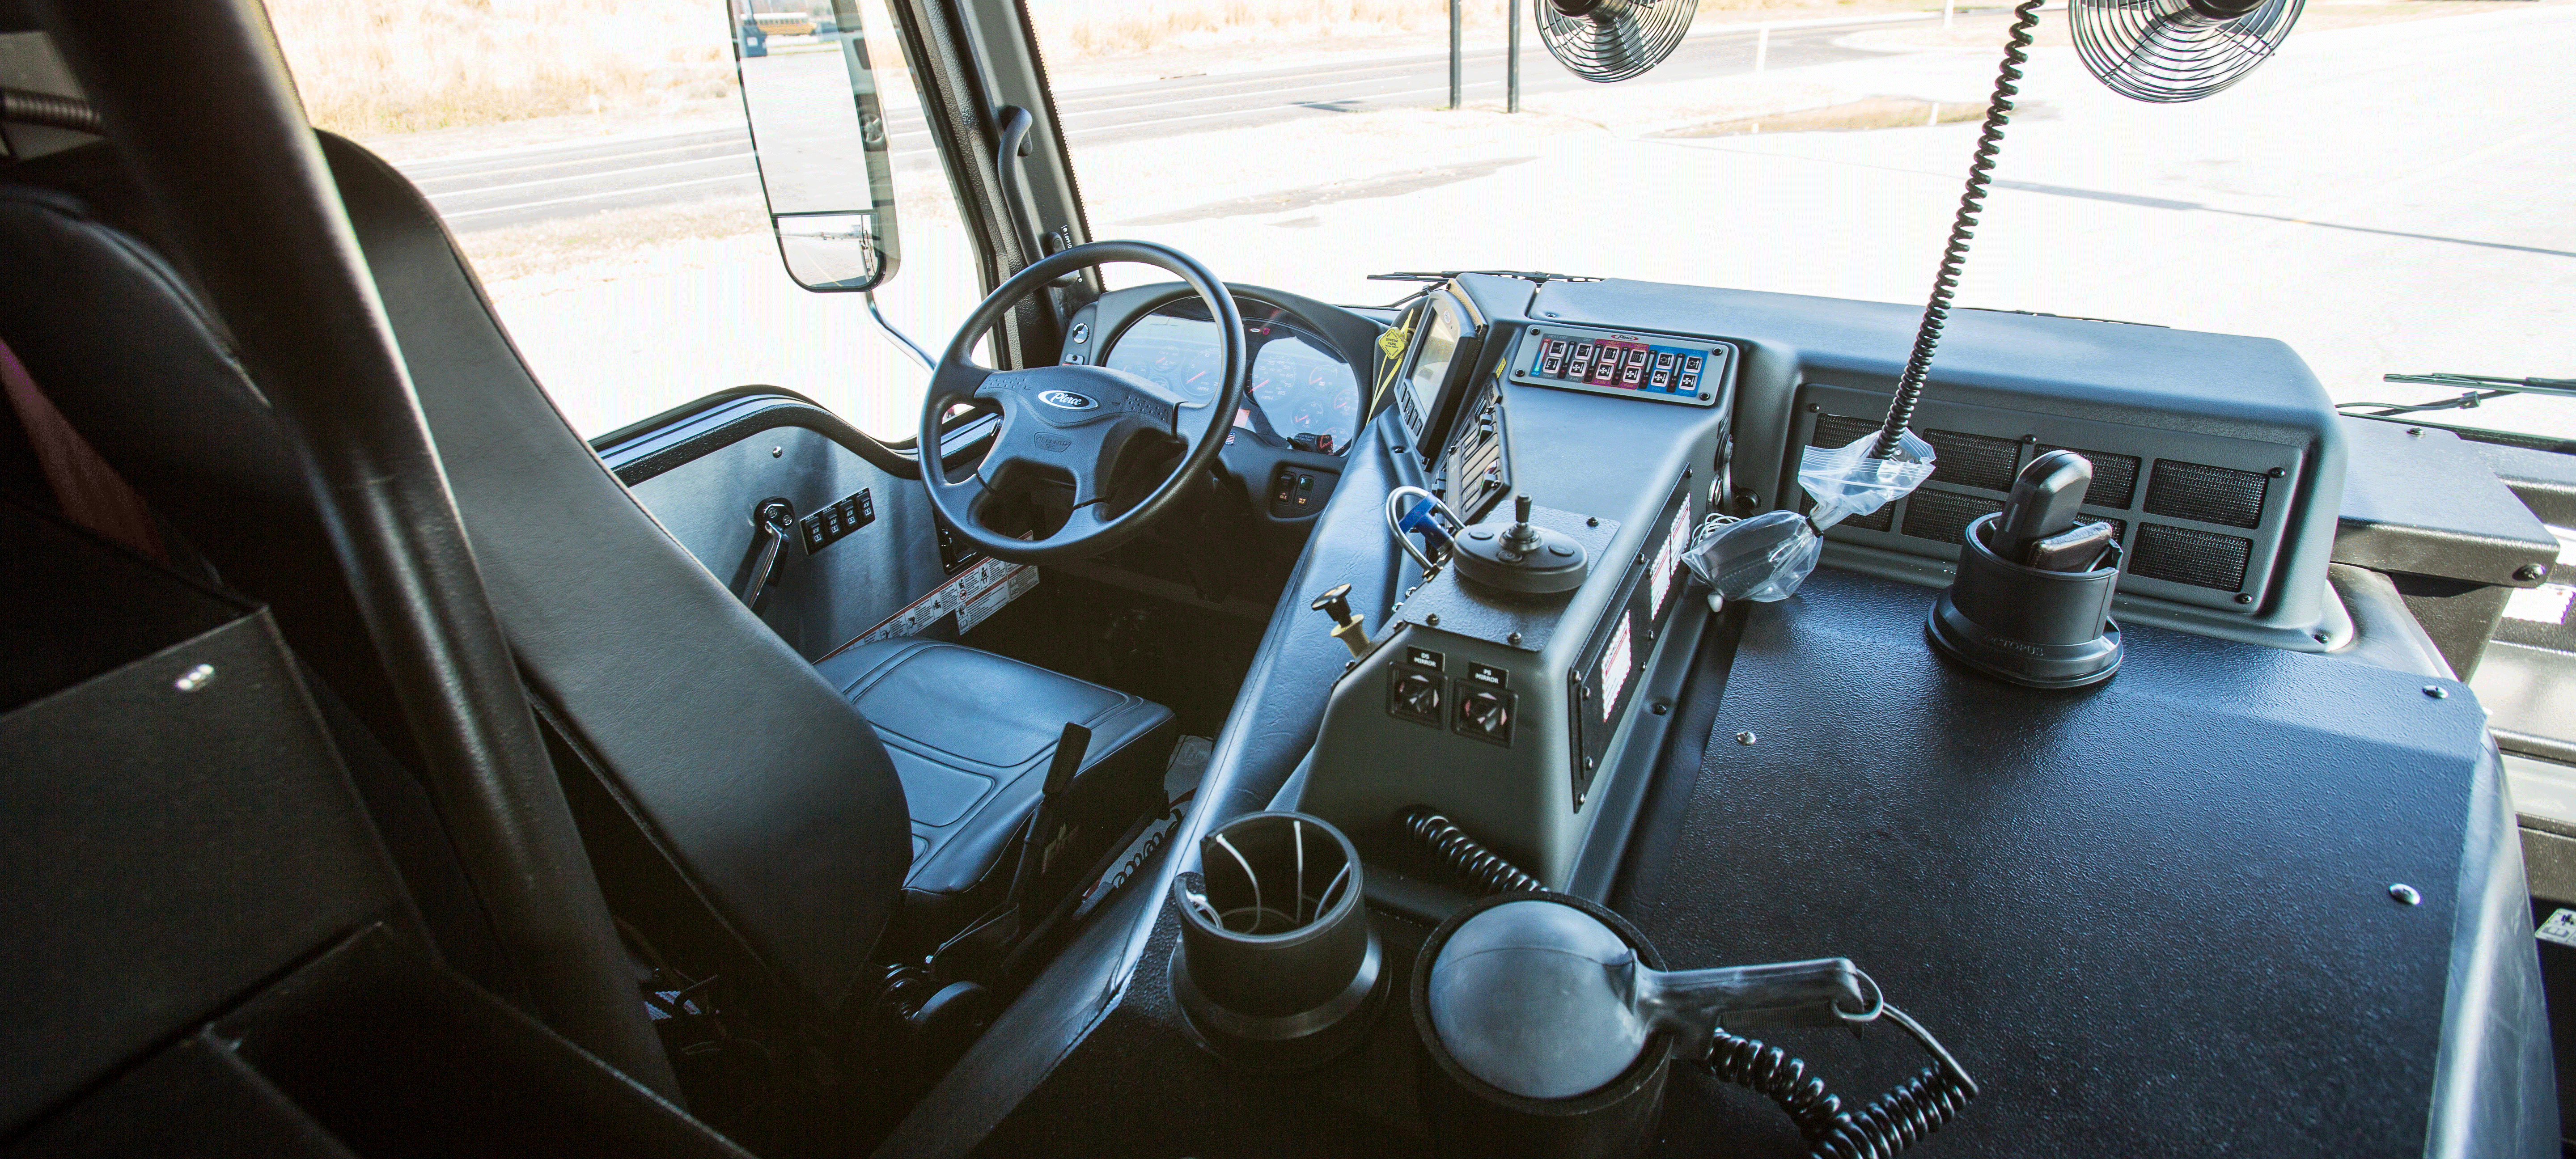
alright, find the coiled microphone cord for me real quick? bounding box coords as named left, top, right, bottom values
left=1701, top=1002, right=1978, bottom=1159
left=1401, top=808, right=1543, bottom=895
left=1875, top=0, right=2048, bottom=459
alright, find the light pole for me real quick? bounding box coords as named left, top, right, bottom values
left=1449, top=0, right=1464, bottom=109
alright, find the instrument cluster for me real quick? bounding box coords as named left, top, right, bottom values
left=1101, top=296, right=1361, bottom=454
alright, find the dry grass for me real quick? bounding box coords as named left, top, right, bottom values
left=267, top=0, right=741, bottom=137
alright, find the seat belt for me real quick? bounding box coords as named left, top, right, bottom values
left=0, top=334, right=164, bottom=561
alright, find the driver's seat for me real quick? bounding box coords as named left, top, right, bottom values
left=0, top=134, right=1173, bottom=1011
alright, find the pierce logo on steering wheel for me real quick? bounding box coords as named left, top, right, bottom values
left=1038, top=390, right=1097, bottom=410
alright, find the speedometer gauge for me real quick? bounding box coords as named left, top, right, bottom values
left=1102, top=296, right=1360, bottom=453
left=1102, top=313, right=1224, bottom=402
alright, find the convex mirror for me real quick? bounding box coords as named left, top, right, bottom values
left=734, top=0, right=902, bottom=290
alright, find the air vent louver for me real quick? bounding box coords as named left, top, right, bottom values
left=2144, top=460, right=2268, bottom=529
left=2131, top=523, right=2252, bottom=590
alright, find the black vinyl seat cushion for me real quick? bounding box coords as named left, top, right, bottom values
left=820, top=639, right=1173, bottom=955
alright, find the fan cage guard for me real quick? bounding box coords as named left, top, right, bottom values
left=1535, top=0, right=1696, bottom=84
left=2070, top=0, right=2305, bottom=103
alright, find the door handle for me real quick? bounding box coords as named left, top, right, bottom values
left=737, top=499, right=797, bottom=611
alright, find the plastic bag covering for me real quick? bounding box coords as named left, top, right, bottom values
left=1682, top=429, right=1936, bottom=602
left=1685, top=511, right=1821, bottom=603
left=1801, top=428, right=1936, bottom=530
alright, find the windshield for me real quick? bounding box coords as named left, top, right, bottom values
left=269, top=0, right=2573, bottom=443
left=1019, top=0, right=2574, bottom=440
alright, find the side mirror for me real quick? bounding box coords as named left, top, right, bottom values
left=735, top=0, right=902, bottom=291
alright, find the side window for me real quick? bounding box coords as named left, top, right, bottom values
left=269, top=0, right=983, bottom=442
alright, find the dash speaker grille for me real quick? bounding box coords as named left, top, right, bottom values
left=1843, top=504, right=1896, bottom=533
left=2130, top=523, right=2253, bottom=591
left=2144, top=461, right=2269, bottom=529
left=1903, top=490, right=2004, bottom=547
left=1809, top=413, right=1880, bottom=448
left=2040, top=444, right=2141, bottom=508
left=1924, top=430, right=2022, bottom=492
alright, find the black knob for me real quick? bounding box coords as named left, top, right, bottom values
left=1310, top=582, right=1355, bottom=626
left=1459, top=689, right=1510, bottom=735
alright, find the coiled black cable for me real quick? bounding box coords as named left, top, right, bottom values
left=0, top=86, right=100, bottom=134
left=1810, top=1064, right=1974, bottom=1159
left=1699, top=1002, right=1978, bottom=1159
left=1704, top=1028, right=1847, bottom=1139
left=1874, top=0, right=2047, bottom=460
left=1401, top=808, right=1543, bottom=895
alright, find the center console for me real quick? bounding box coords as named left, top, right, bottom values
left=1287, top=276, right=1736, bottom=890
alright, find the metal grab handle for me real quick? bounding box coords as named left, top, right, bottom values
left=737, top=499, right=797, bottom=610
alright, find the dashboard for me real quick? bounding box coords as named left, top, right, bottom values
left=1100, top=296, right=1361, bottom=454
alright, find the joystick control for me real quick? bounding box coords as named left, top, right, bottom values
left=1451, top=495, right=1589, bottom=595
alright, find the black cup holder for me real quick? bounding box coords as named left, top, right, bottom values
left=1928, top=511, right=2126, bottom=689
left=1168, top=812, right=1384, bottom=1071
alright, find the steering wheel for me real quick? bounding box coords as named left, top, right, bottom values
left=920, top=241, right=1246, bottom=564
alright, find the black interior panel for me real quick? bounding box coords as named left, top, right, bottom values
left=1627, top=567, right=2540, bottom=1157
left=626, top=419, right=952, bottom=661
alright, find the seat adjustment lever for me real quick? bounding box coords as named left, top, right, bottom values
left=737, top=499, right=797, bottom=611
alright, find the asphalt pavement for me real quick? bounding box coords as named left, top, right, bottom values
left=403, top=18, right=1918, bottom=229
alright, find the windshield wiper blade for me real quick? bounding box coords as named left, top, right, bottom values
left=2339, top=371, right=2576, bottom=417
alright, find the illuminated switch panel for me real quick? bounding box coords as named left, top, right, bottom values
left=1509, top=324, right=1733, bottom=408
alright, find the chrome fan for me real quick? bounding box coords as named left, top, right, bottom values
left=2071, top=0, right=2305, bottom=103
left=1534, top=0, right=1694, bottom=84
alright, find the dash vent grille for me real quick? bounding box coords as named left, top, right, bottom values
left=2131, top=524, right=2252, bottom=590
left=1923, top=430, right=2021, bottom=492
left=1809, top=413, right=1881, bottom=448
left=2144, top=461, right=2268, bottom=529
left=1844, top=504, right=1896, bottom=533
left=1789, top=385, right=2302, bottom=613
left=2039, top=445, right=2140, bottom=508
left=1902, top=490, right=2004, bottom=547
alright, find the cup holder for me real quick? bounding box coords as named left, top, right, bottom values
left=1168, top=811, right=1384, bottom=1070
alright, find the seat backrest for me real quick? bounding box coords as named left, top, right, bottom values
left=0, top=136, right=912, bottom=1010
